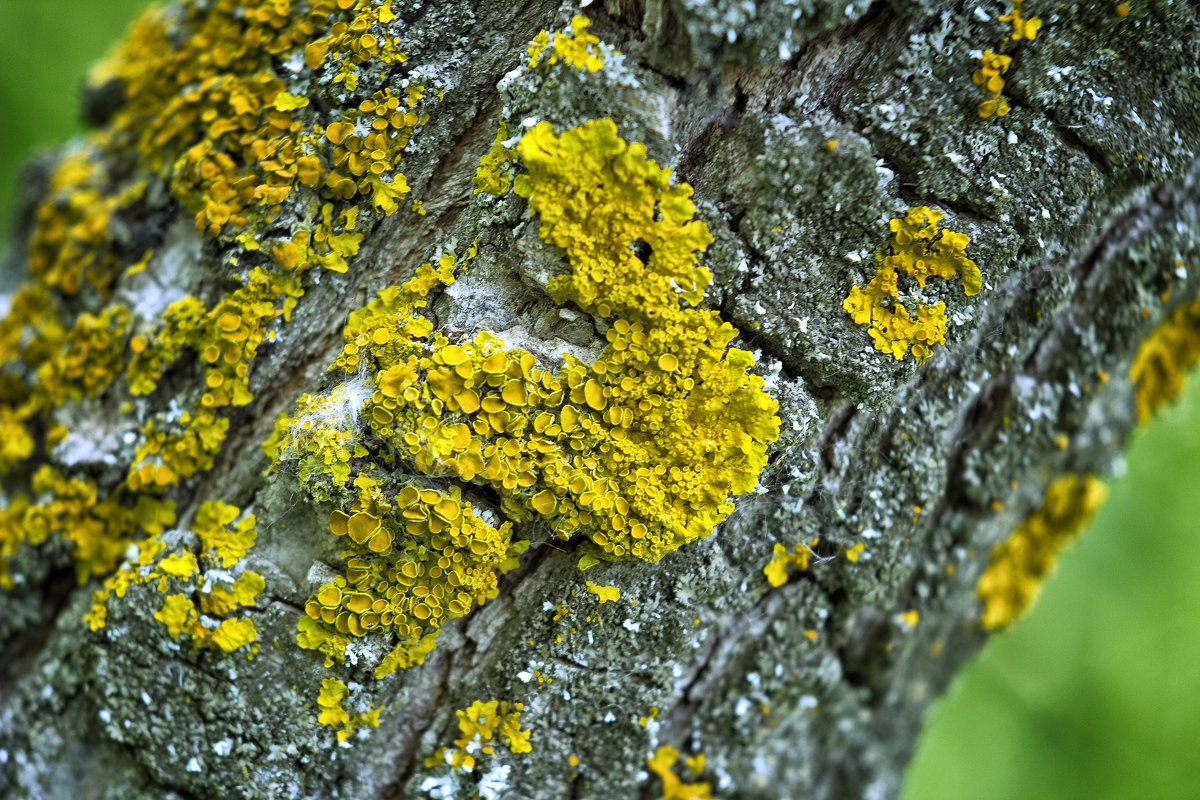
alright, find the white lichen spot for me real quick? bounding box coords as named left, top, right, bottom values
left=479, top=764, right=512, bottom=800
left=186, top=757, right=203, bottom=773
left=213, top=739, right=233, bottom=757
left=421, top=774, right=457, bottom=799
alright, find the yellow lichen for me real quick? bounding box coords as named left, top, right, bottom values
left=646, top=745, right=712, bottom=800
left=271, top=118, right=778, bottom=679
left=527, top=15, right=606, bottom=73
left=1000, top=0, right=1042, bottom=42
left=973, top=49, right=1013, bottom=119
left=316, top=677, right=383, bottom=742
left=425, top=700, right=532, bottom=772
left=474, top=122, right=515, bottom=195
left=85, top=501, right=262, bottom=654
left=844, top=206, right=980, bottom=363
left=974, top=2, right=1041, bottom=119
left=585, top=581, right=621, bottom=603
left=762, top=537, right=820, bottom=587
left=1, top=0, right=430, bottom=604
left=1129, top=293, right=1200, bottom=424
left=976, top=474, right=1108, bottom=631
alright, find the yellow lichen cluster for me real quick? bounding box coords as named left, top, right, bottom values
left=527, top=15, right=607, bottom=73
left=269, top=117, right=777, bottom=677
left=976, top=474, right=1108, bottom=631
left=1128, top=293, right=1200, bottom=424
left=1000, top=0, right=1043, bottom=42
left=510, top=119, right=779, bottom=558
left=843, top=206, right=981, bottom=363
left=973, top=50, right=1014, bottom=119
left=0, top=0, right=428, bottom=607
left=0, top=466, right=177, bottom=588
left=316, top=677, right=383, bottom=742
left=762, top=536, right=820, bottom=587
left=974, top=2, right=1041, bottom=119
left=585, top=581, right=621, bottom=603
left=266, top=251, right=524, bottom=677
left=474, top=122, right=516, bottom=196
left=84, top=501, right=262, bottom=654
left=646, top=746, right=712, bottom=800
left=426, top=700, right=532, bottom=772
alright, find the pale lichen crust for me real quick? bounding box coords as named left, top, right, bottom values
left=975, top=473, right=1108, bottom=631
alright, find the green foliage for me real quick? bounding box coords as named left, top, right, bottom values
left=0, top=1, right=149, bottom=250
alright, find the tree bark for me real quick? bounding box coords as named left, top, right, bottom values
left=2, top=1, right=1198, bottom=799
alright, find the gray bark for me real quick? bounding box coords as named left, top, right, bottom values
left=2, top=1, right=1198, bottom=799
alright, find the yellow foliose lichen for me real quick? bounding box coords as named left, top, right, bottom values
left=762, top=536, right=820, bottom=587
left=646, top=745, right=712, bottom=800
left=976, top=474, right=1108, bottom=631
left=1000, top=0, right=1043, bottom=43
left=973, top=49, right=1014, bottom=119
left=844, top=206, right=980, bottom=363
left=527, top=15, right=607, bottom=73
left=426, top=699, right=532, bottom=772
left=2, top=0, right=436, bottom=609
left=1129, top=292, right=1200, bottom=424
left=86, top=500, right=262, bottom=654
left=585, top=581, right=621, bottom=603
left=270, top=117, right=779, bottom=680
left=316, top=677, right=383, bottom=742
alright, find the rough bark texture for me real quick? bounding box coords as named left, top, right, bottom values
left=1, top=1, right=1198, bottom=799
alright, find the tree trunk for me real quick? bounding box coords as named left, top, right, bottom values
left=2, top=2, right=1197, bottom=799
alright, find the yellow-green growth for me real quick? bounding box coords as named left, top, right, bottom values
left=843, top=206, right=981, bottom=363
left=426, top=700, right=532, bottom=772
left=762, top=536, right=820, bottom=587
left=1129, top=292, right=1200, bottom=424
left=527, top=15, right=607, bottom=73
left=316, top=678, right=383, bottom=742
left=646, top=745, right=712, bottom=800
left=266, top=249, right=518, bottom=676
left=976, top=474, right=1108, bottom=631
left=85, top=501, right=262, bottom=654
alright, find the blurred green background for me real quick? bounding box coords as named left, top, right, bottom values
left=2, top=4, right=1199, bottom=798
